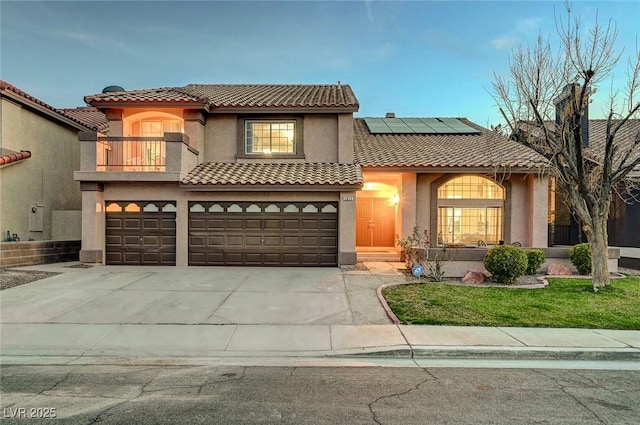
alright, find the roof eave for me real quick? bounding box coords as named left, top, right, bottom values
left=359, top=165, right=548, bottom=174
left=209, top=106, right=359, bottom=114
left=180, top=182, right=363, bottom=192
left=86, top=100, right=210, bottom=112
left=2, top=90, right=95, bottom=132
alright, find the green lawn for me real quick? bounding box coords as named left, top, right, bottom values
left=382, top=275, right=640, bottom=329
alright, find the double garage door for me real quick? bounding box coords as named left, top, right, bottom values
left=188, top=201, right=338, bottom=266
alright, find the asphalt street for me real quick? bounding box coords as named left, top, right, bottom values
left=1, top=364, right=638, bottom=424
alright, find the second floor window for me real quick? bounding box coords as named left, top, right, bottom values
left=141, top=120, right=182, bottom=137
left=245, top=121, right=296, bottom=154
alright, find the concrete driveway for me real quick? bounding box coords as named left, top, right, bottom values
left=2, top=263, right=639, bottom=362
left=1, top=264, right=413, bottom=358
left=0, top=265, right=398, bottom=326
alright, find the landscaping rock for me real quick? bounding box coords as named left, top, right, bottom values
left=546, top=263, right=572, bottom=276
left=462, top=270, right=487, bottom=284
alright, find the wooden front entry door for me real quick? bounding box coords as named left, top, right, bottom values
left=356, top=198, right=396, bottom=247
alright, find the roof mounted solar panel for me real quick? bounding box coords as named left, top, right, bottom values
left=400, top=118, right=435, bottom=133
left=438, top=118, right=481, bottom=134
left=364, top=117, right=481, bottom=134
left=385, top=119, right=414, bottom=133
left=363, top=118, right=393, bottom=133
left=419, top=118, right=452, bottom=133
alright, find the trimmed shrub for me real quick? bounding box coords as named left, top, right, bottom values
left=569, top=243, right=591, bottom=275
left=524, top=249, right=546, bottom=275
left=483, top=245, right=528, bottom=284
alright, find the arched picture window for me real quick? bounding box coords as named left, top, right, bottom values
left=190, top=204, right=205, bottom=213
left=437, top=176, right=505, bottom=245
left=209, top=204, right=224, bottom=213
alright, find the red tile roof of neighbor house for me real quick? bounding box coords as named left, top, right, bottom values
left=587, top=119, right=640, bottom=177
left=57, top=107, right=109, bottom=132
left=85, top=84, right=359, bottom=110
left=354, top=118, right=549, bottom=170
left=182, top=163, right=363, bottom=187
left=0, top=80, right=108, bottom=132
left=0, top=151, right=31, bottom=166
left=517, top=118, right=640, bottom=178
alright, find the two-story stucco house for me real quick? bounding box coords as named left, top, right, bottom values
left=75, top=83, right=549, bottom=268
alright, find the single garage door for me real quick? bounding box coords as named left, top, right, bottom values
left=188, top=201, right=338, bottom=266
left=105, top=201, right=176, bottom=265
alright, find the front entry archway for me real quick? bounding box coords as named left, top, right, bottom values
left=356, top=197, right=396, bottom=247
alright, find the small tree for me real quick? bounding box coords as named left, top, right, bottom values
left=492, top=2, right=640, bottom=291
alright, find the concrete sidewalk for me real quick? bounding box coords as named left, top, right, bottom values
left=1, top=262, right=639, bottom=365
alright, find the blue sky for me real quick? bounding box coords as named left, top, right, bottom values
left=2, top=0, right=638, bottom=126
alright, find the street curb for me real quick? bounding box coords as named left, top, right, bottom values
left=376, top=282, right=405, bottom=325
left=407, top=346, right=640, bottom=361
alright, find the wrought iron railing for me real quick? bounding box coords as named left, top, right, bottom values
left=548, top=224, right=571, bottom=246
left=96, top=137, right=166, bottom=171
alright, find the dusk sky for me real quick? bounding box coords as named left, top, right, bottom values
left=2, top=0, right=638, bottom=126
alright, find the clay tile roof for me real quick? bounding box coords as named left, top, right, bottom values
left=84, top=87, right=206, bottom=104
left=0, top=151, right=31, bottom=166
left=354, top=118, right=548, bottom=170
left=178, top=84, right=359, bottom=109
left=586, top=119, right=640, bottom=177
left=58, top=107, right=109, bottom=132
left=1, top=80, right=105, bottom=131
left=84, top=83, right=358, bottom=110
left=182, top=162, right=363, bottom=187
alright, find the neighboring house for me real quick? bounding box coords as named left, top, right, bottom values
left=76, top=83, right=549, bottom=267
left=548, top=118, right=640, bottom=267
left=0, top=81, right=107, bottom=243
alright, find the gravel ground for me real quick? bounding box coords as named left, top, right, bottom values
left=0, top=269, right=60, bottom=290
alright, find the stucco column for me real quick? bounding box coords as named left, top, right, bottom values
left=401, top=173, right=417, bottom=239
left=105, top=109, right=123, bottom=136
left=337, top=114, right=354, bottom=163
left=339, top=191, right=357, bottom=265
left=183, top=110, right=205, bottom=152
left=529, top=175, right=549, bottom=247
left=175, top=198, right=189, bottom=266
left=79, top=183, right=104, bottom=264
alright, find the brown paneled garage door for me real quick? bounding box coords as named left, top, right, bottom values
left=188, top=201, right=338, bottom=266
left=105, top=201, right=176, bottom=265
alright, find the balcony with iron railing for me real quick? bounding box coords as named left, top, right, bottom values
left=97, top=137, right=166, bottom=171
left=74, top=132, right=199, bottom=182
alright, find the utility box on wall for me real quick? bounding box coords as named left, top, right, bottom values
left=29, top=204, right=44, bottom=232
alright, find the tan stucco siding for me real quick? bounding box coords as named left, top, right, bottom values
left=203, top=115, right=237, bottom=163
left=1, top=98, right=82, bottom=241
left=303, top=115, right=338, bottom=163
left=508, top=175, right=530, bottom=245
left=201, top=114, right=347, bottom=164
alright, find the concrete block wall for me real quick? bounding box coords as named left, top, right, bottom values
left=0, top=240, right=80, bottom=267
